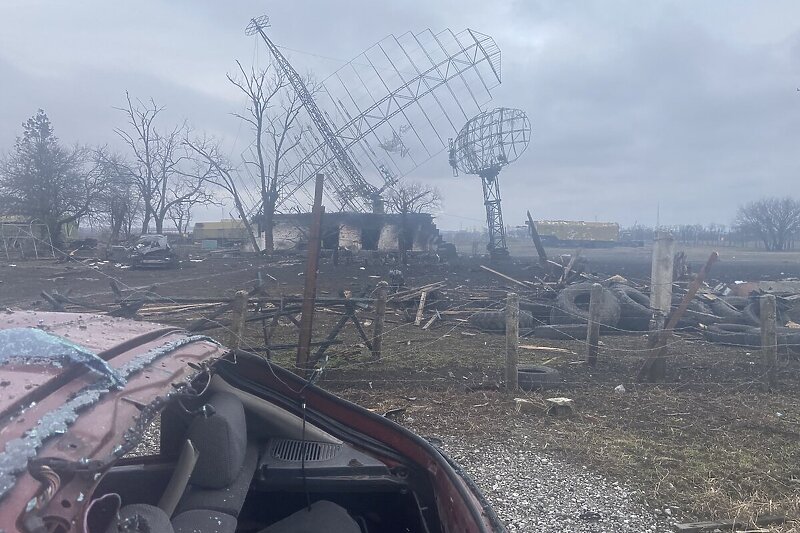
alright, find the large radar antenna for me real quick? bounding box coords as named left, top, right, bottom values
left=243, top=15, right=503, bottom=215
left=449, top=108, right=531, bottom=258
left=247, top=14, right=378, bottom=211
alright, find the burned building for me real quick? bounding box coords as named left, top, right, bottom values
left=274, top=212, right=439, bottom=252
left=194, top=213, right=440, bottom=252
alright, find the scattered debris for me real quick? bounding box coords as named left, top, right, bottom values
left=673, top=515, right=784, bottom=533
left=545, top=397, right=574, bottom=416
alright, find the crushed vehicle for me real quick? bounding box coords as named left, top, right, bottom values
left=0, top=311, right=504, bottom=533
left=128, top=234, right=179, bottom=268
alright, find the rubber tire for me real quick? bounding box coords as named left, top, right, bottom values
left=722, top=296, right=749, bottom=310
left=517, top=364, right=561, bottom=391
left=520, top=300, right=553, bottom=322
left=611, top=285, right=651, bottom=331
left=741, top=302, right=787, bottom=327
left=533, top=324, right=587, bottom=340
left=672, top=297, right=717, bottom=327
left=705, top=323, right=800, bottom=348
left=779, top=329, right=800, bottom=349
left=468, top=310, right=535, bottom=332
left=550, top=283, right=621, bottom=328
left=704, top=323, right=761, bottom=347
left=709, top=298, right=743, bottom=322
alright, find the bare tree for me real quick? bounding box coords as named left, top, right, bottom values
left=93, top=149, right=142, bottom=243
left=0, top=110, right=105, bottom=248
left=228, top=60, right=311, bottom=252
left=167, top=199, right=193, bottom=236
left=115, top=92, right=214, bottom=234
left=385, top=181, right=442, bottom=263
left=184, top=136, right=261, bottom=251
left=736, top=197, right=800, bottom=251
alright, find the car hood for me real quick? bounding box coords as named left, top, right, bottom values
left=0, top=311, right=227, bottom=529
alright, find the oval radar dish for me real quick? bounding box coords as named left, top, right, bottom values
left=448, top=107, right=531, bottom=259
left=450, top=108, right=530, bottom=176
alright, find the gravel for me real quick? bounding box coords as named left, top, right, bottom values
left=436, top=434, right=672, bottom=532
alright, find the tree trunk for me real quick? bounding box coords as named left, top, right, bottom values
left=234, top=197, right=260, bottom=253
left=400, top=211, right=408, bottom=265
left=110, top=216, right=123, bottom=243
left=264, top=202, right=275, bottom=253
left=141, top=206, right=151, bottom=235
left=47, top=219, right=65, bottom=253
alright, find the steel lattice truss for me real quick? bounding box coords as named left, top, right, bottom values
left=247, top=19, right=502, bottom=214
left=449, top=107, right=531, bottom=258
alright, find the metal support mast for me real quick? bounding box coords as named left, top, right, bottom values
left=480, top=169, right=508, bottom=258
left=449, top=107, right=530, bottom=261
left=246, top=16, right=376, bottom=211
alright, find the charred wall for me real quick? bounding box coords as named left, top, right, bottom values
left=270, top=212, right=438, bottom=252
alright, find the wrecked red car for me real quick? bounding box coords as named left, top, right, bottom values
left=0, top=311, right=503, bottom=532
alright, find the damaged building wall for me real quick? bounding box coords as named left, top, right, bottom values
left=271, top=213, right=438, bottom=252
left=194, top=213, right=440, bottom=252
left=378, top=223, right=400, bottom=250
left=273, top=220, right=308, bottom=250
left=338, top=223, right=362, bottom=250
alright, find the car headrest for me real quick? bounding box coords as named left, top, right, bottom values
left=187, top=392, right=248, bottom=489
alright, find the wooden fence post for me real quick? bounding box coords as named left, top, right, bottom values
left=644, top=233, right=675, bottom=381
left=506, top=292, right=519, bottom=390
left=414, top=291, right=428, bottom=326
left=372, top=281, right=388, bottom=360
left=586, top=283, right=603, bottom=367
left=761, top=294, right=778, bottom=391
left=296, top=174, right=325, bottom=371
left=227, top=290, right=248, bottom=349
left=650, top=232, right=675, bottom=321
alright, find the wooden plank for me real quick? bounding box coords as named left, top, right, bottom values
left=519, top=345, right=573, bottom=353
left=558, top=250, right=581, bottom=285
left=480, top=265, right=530, bottom=289
left=414, top=291, right=428, bottom=326
left=422, top=314, right=437, bottom=330
left=674, top=515, right=784, bottom=532
left=526, top=210, right=549, bottom=265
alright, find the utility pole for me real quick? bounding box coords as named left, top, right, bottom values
left=296, top=174, right=325, bottom=372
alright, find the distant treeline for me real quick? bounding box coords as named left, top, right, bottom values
left=620, top=224, right=796, bottom=249
left=441, top=224, right=798, bottom=250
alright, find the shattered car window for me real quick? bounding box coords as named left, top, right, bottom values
left=134, top=235, right=169, bottom=250
left=0, top=328, right=125, bottom=387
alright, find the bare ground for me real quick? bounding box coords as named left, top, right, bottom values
left=3, top=243, right=800, bottom=531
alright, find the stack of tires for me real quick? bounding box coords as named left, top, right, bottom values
left=703, top=295, right=795, bottom=347
left=467, top=309, right=537, bottom=332
left=467, top=282, right=796, bottom=349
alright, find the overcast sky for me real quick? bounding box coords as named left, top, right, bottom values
left=1, top=1, right=798, bottom=231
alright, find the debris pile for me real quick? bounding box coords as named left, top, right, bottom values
left=388, top=254, right=800, bottom=351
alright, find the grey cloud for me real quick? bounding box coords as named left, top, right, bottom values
left=1, top=1, right=799, bottom=230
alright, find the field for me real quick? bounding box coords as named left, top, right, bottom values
left=3, top=238, right=800, bottom=531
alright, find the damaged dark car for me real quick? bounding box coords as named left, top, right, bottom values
left=128, top=235, right=179, bottom=268
left=0, top=311, right=504, bottom=533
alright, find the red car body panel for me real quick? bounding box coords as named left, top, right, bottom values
left=0, top=311, right=503, bottom=532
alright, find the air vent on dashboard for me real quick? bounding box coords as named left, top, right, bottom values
left=269, top=439, right=342, bottom=462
